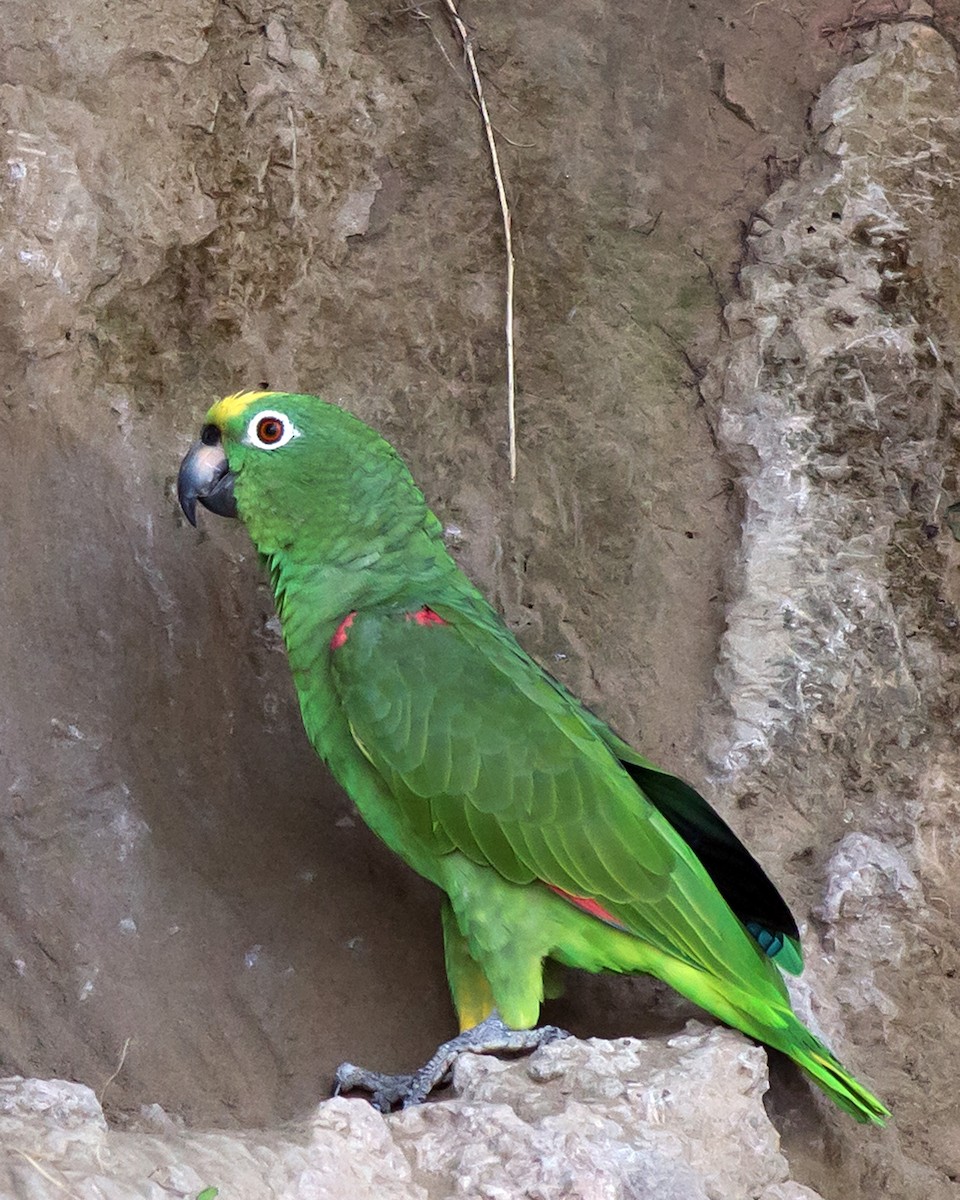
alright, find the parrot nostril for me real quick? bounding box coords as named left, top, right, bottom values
left=200, top=423, right=221, bottom=447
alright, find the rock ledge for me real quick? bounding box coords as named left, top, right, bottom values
left=0, top=1024, right=823, bottom=1199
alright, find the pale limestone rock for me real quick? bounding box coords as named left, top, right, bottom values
left=760, top=1185, right=828, bottom=1200
left=0, top=1028, right=824, bottom=1200
left=704, top=17, right=960, bottom=1195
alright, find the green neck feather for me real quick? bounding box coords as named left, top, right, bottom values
left=264, top=504, right=467, bottom=633
left=226, top=399, right=479, bottom=649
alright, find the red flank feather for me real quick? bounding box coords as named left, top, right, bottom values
left=546, top=884, right=629, bottom=932
left=406, top=607, right=448, bottom=626
left=330, top=611, right=357, bottom=650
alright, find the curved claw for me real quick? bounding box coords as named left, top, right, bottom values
left=333, top=1062, right=418, bottom=1113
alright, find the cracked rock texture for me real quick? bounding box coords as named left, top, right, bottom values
left=705, top=20, right=960, bottom=1197
left=0, top=1026, right=823, bottom=1199
left=2, top=0, right=960, bottom=1197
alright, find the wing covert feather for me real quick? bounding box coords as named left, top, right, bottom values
left=331, top=606, right=783, bottom=982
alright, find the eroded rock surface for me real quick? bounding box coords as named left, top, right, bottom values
left=706, top=19, right=960, bottom=1197
left=0, top=1026, right=822, bottom=1200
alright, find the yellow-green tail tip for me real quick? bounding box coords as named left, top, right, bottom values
left=804, top=1048, right=890, bottom=1126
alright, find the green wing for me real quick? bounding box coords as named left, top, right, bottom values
left=520, top=652, right=803, bottom=974
left=329, top=603, right=790, bottom=991
left=589, top=734, right=803, bottom=973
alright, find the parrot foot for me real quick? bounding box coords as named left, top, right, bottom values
left=332, top=1063, right=417, bottom=1113
left=333, top=1012, right=570, bottom=1111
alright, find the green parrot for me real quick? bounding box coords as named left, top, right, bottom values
left=177, top=390, right=888, bottom=1123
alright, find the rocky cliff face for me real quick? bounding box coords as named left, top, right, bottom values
left=0, top=0, right=958, bottom=1196
left=707, top=19, right=960, bottom=1195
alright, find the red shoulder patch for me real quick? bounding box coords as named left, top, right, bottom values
left=405, top=606, right=448, bottom=627
left=546, top=884, right=629, bottom=932
left=330, top=611, right=357, bottom=651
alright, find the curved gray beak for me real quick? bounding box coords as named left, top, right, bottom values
left=177, top=428, right=238, bottom=527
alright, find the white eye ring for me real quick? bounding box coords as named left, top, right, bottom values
left=244, top=409, right=301, bottom=450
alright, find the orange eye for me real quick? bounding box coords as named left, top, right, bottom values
left=245, top=408, right=300, bottom=450
left=257, top=415, right=285, bottom=444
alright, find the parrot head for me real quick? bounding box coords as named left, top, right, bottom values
left=177, top=390, right=435, bottom=563
left=178, top=390, right=305, bottom=529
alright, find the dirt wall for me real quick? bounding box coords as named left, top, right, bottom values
left=1, top=1, right=959, bottom=1196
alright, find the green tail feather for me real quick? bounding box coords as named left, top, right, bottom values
left=690, top=962, right=889, bottom=1124
left=792, top=1034, right=889, bottom=1125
